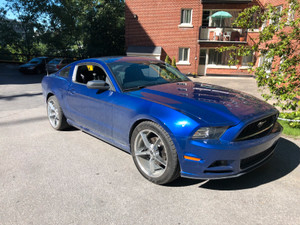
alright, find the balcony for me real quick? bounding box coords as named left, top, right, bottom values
left=198, top=27, right=248, bottom=44
left=201, top=0, right=252, bottom=3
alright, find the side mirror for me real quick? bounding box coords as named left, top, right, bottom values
left=87, top=80, right=110, bottom=90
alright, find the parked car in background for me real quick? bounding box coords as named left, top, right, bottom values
left=42, top=57, right=282, bottom=185
left=19, top=57, right=50, bottom=74
left=46, top=58, right=74, bottom=73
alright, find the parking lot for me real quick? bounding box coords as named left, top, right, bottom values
left=0, top=63, right=299, bottom=225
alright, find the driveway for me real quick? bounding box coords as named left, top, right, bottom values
left=0, top=64, right=299, bottom=225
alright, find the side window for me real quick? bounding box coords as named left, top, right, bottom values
left=75, top=65, right=107, bottom=84
left=59, top=67, right=71, bottom=78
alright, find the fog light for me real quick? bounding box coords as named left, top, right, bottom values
left=208, top=160, right=229, bottom=168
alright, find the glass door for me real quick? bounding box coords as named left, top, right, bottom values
left=198, top=49, right=207, bottom=75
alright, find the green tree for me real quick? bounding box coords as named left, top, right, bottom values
left=165, top=55, right=171, bottom=64
left=0, top=0, right=125, bottom=59
left=218, top=0, right=300, bottom=111
left=83, top=0, right=125, bottom=57
left=171, top=56, right=177, bottom=69
left=2, top=0, right=49, bottom=60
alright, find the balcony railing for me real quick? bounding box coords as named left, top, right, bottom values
left=198, top=27, right=248, bottom=44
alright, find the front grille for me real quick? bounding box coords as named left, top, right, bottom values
left=240, top=144, right=276, bottom=170
left=235, top=114, right=277, bottom=141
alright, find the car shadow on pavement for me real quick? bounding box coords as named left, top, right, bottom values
left=167, top=138, right=300, bottom=189
left=166, top=177, right=207, bottom=187
left=0, top=93, right=43, bottom=101
left=198, top=137, right=300, bottom=190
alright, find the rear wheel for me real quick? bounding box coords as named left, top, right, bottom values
left=131, top=121, right=180, bottom=184
left=47, top=96, right=69, bottom=130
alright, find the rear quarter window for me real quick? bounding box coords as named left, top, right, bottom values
left=59, top=67, right=71, bottom=78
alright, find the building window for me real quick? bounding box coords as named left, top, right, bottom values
left=242, top=51, right=254, bottom=66
left=269, top=5, right=283, bottom=25
left=179, top=48, right=190, bottom=63
left=250, top=11, right=261, bottom=30
left=288, top=2, right=296, bottom=23
left=259, top=52, right=273, bottom=73
left=208, top=49, right=235, bottom=66
left=202, top=11, right=210, bottom=27
left=181, top=9, right=192, bottom=24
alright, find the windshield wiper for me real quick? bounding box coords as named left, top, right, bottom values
left=124, top=85, right=148, bottom=92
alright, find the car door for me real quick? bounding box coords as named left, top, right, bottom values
left=65, top=62, right=114, bottom=139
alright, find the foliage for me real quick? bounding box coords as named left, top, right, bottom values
left=218, top=0, right=300, bottom=112
left=191, top=72, right=198, bottom=77
left=278, top=120, right=300, bottom=137
left=279, top=111, right=300, bottom=128
left=0, top=0, right=125, bottom=60
left=171, top=56, right=177, bottom=69
left=165, top=55, right=171, bottom=64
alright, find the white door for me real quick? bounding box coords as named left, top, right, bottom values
left=198, top=49, right=207, bottom=75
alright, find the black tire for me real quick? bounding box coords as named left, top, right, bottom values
left=131, top=121, right=180, bottom=184
left=47, top=95, right=69, bottom=130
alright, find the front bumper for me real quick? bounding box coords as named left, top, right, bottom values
left=178, top=122, right=282, bottom=179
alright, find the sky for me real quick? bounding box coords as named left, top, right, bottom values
left=0, top=0, right=17, bottom=19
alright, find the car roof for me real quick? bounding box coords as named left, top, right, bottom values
left=93, top=56, right=162, bottom=64
left=35, top=57, right=48, bottom=59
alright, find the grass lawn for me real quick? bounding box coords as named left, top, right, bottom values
left=278, top=120, right=300, bottom=137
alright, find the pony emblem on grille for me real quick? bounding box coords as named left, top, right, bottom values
left=257, top=120, right=267, bottom=128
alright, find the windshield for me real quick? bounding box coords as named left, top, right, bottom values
left=29, top=58, right=42, bottom=64
left=107, top=61, right=189, bottom=91
left=49, top=59, right=62, bottom=64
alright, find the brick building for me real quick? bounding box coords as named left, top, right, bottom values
left=125, top=0, right=296, bottom=76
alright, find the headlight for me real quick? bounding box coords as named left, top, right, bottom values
left=192, top=126, right=228, bottom=139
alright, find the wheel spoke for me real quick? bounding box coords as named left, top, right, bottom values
left=49, top=112, right=55, bottom=118
left=154, top=156, right=166, bottom=167
left=49, top=102, right=55, bottom=111
left=135, top=148, right=150, bottom=156
left=140, top=131, right=151, bottom=148
left=149, top=158, right=156, bottom=175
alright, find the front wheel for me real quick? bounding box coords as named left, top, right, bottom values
left=47, top=96, right=69, bottom=130
left=131, top=121, right=180, bottom=184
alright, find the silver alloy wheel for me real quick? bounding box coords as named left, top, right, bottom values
left=48, top=99, right=59, bottom=128
left=134, top=129, right=168, bottom=178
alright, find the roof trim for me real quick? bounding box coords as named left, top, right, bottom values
left=127, top=46, right=162, bottom=55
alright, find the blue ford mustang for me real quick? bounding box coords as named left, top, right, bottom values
left=42, top=56, right=282, bottom=184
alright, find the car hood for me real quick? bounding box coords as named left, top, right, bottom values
left=127, top=81, right=277, bottom=126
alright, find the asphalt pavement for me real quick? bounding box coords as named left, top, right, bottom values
left=0, top=63, right=299, bottom=225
